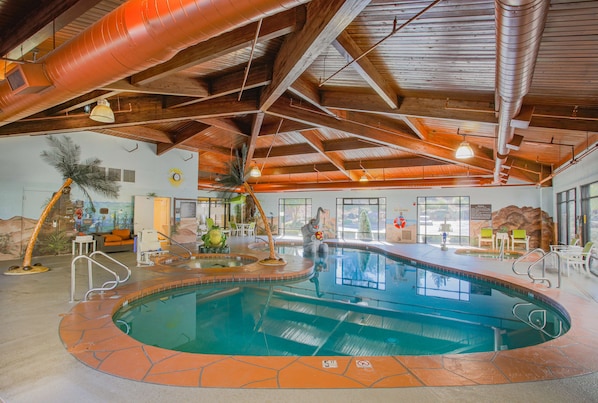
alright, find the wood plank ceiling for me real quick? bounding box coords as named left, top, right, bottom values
left=0, top=0, right=596, bottom=192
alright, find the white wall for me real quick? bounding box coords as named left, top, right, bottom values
left=553, top=150, right=598, bottom=194
left=552, top=149, right=598, bottom=218
left=240, top=185, right=551, bottom=227
left=0, top=131, right=198, bottom=219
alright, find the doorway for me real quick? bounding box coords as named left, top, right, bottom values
left=133, top=195, right=171, bottom=237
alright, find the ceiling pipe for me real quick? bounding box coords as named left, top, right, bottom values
left=0, top=0, right=307, bottom=126
left=493, top=0, right=549, bottom=183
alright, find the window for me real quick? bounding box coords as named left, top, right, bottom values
left=197, top=197, right=230, bottom=229
left=107, top=168, right=121, bottom=181
left=123, top=169, right=135, bottom=183
left=336, top=198, right=386, bottom=241
left=278, top=198, right=312, bottom=236
left=417, top=196, right=470, bottom=245
left=556, top=188, right=576, bottom=244
left=581, top=181, right=598, bottom=244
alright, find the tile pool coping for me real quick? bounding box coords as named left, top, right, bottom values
left=59, top=245, right=598, bottom=388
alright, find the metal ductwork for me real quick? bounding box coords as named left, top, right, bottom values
left=0, top=0, right=306, bottom=126
left=494, top=0, right=549, bottom=183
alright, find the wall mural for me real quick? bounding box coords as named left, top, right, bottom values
left=0, top=199, right=133, bottom=261
left=74, top=200, right=134, bottom=234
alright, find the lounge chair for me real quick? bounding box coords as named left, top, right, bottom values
left=560, top=242, right=594, bottom=276
left=510, top=229, right=530, bottom=251
left=478, top=228, right=495, bottom=249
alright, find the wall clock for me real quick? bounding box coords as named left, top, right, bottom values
left=169, top=168, right=183, bottom=186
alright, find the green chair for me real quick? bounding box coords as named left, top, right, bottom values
left=478, top=228, right=495, bottom=249
left=206, top=217, right=215, bottom=230
left=510, top=229, right=530, bottom=251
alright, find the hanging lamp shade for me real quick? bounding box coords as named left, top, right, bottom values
left=89, top=99, right=115, bottom=123
left=359, top=173, right=368, bottom=182
left=455, top=141, right=474, bottom=159
left=249, top=165, right=261, bottom=177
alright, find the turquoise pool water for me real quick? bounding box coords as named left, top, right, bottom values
left=113, top=247, right=569, bottom=356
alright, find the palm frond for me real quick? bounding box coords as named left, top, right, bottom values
left=41, top=136, right=120, bottom=208
left=215, top=144, right=249, bottom=197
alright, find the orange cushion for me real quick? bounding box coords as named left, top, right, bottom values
left=112, top=229, right=131, bottom=240
left=103, top=234, right=122, bottom=242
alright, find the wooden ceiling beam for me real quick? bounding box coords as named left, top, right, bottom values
left=259, top=156, right=447, bottom=176
left=103, top=77, right=210, bottom=98
left=37, top=90, right=117, bottom=116
left=322, top=91, right=498, bottom=123
left=251, top=176, right=494, bottom=192
left=246, top=112, right=265, bottom=165
left=332, top=31, right=400, bottom=109
left=332, top=109, right=419, bottom=139
left=130, top=7, right=303, bottom=85
left=260, top=0, right=370, bottom=110
left=324, top=91, right=598, bottom=133
left=196, top=118, right=247, bottom=137
left=266, top=99, right=497, bottom=172
left=253, top=143, right=317, bottom=158
left=99, top=127, right=173, bottom=144
left=259, top=119, right=311, bottom=135
left=163, top=63, right=272, bottom=109
left=262, top=162, right=338, bottom=175
left=300, top=128, right=352, bottom=179
left=156, top=121, right=211, bottom=155
left=288, top=75, right=336, bottom=117
left=0, top=94, right=259, bottom=136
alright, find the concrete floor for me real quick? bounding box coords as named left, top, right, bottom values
left=1, top=238, right=598, bottom=403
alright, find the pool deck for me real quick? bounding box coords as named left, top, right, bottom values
left=0, top=241, right=598, bottom=402
left=60, top=240, right=598, bottom=388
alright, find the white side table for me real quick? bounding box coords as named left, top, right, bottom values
left=495, top=232, right=509, bottom=251
left=72, top=235, right=96, bottom=255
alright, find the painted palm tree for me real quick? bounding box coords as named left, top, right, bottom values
left=8, top=136, right=120, bottom=274
left=218, top=144, right=284, bottom=266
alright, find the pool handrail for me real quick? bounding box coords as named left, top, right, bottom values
left=157, top=231, right=193, bottom=258
left=512, top=248, right=561, bottom=288
left=70, top=251, right=131, bottom=302
left=512, top=302, right=564, bottom=339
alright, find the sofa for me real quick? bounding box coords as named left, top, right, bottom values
left=93, top=229, right=135, bottom=253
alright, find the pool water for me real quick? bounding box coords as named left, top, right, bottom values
left=168, top=254, right=257, bottom=269
left=114, top=247, right=569, bottom=356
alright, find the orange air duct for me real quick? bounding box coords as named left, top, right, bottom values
left=0, top=0, right=306, bottom=126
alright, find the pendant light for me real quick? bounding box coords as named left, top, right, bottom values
left=249, top=162, right=261, bottom=177
left=455, top=128, right=474, bottom=159
left=89, top=99, right=115, bottom=123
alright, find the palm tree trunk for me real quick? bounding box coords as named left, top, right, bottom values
left=22, top=178, right=73, bottom=268
left=243, top=183, right=277, bottom=261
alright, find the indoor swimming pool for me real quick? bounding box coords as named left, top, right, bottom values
left=113, top=247, right=569, bottom=356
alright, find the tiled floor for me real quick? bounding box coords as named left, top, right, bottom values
left=3, top=238, right=598, bottom=402
left=58, top=240, right=598, bottom=389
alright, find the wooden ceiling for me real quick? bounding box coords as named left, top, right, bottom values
left=0, top=0, right=597, bottom=192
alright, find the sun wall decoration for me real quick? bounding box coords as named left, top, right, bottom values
left=169, top=168, right=183, bottom=187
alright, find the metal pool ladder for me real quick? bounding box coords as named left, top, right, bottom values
left=70, top=250, right=131, bottom=302
left=512, top=248, right=561, bottom=288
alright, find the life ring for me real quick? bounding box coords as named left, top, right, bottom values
left=393, top=215, right=406, bottom=229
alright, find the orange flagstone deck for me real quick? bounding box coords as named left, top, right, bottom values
left=59, top=246, right=598, bottom=389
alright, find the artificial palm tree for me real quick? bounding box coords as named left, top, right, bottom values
left=217, top=144, right=284, bottom=266
left=6, top=136, right=120, bottom=274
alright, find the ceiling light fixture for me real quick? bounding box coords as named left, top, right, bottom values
left=89, top=99, right=115, bottom=123
left=455, top=128, right=474, bottom=159
left=249, top=163, right=261, bottom=178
